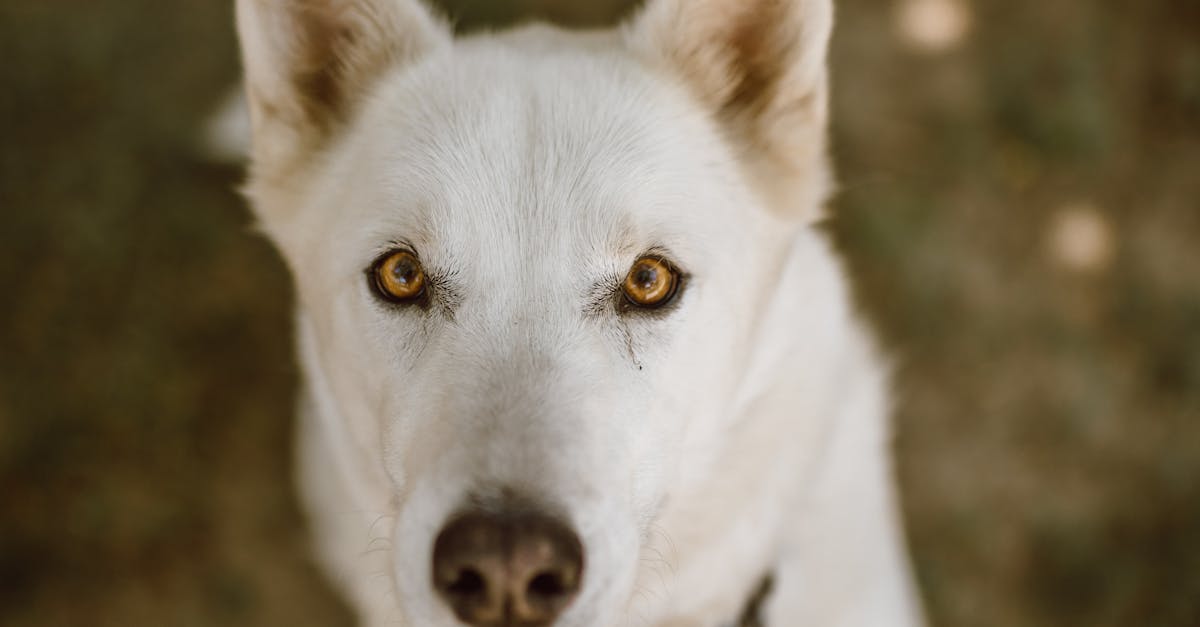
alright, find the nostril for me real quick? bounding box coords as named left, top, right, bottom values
left=527, top=571, right=567, bottom=599
left=447, top=568, right=486, bottom=598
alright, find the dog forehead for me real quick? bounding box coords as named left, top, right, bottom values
left=380, top=29, right=680, bottom=170
left=349, top=31, right=734, bottom=249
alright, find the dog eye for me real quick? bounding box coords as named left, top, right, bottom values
left=370, top=250, right=427, bottom=303
left=621, top=256, right=680, bottom=309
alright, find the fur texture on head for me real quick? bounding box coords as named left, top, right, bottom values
left=236, top=0, right=922, bottom=625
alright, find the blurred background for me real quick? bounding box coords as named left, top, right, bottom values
left=1, top=0, right=1197, bottom=625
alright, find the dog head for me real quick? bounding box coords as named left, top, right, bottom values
left=237, top=0, right=833, bottom=624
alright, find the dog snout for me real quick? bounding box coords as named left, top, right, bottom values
left=432, top=510, right=584, bottom=626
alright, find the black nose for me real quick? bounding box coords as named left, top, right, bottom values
left=432, top=510, right=584, bottom=626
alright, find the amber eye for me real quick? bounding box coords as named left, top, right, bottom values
left=370, top=250, right=427, bottom=302
left=621, top=256, right=680, bottom=309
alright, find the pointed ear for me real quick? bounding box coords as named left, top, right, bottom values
left=236, top=0, right=448, bottom=172
left=626, top=0, right=834, bottom=214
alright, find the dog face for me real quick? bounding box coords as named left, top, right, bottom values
left=237, top=0, right=831, bottom=624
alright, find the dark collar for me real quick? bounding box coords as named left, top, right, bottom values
left=734, top=573, right=775, bottom=627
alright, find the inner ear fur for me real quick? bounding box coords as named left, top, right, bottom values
left=237, top=0, right=448, bottom=169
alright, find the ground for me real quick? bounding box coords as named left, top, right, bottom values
left=1, top=1, right=1197, bottom=626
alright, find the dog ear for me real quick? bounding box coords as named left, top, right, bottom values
left=626, top=0, right=834, bottom=215
left=236, top=0, right=448, bottom=172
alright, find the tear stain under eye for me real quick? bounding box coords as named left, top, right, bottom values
left=620, top=319, right=644, bottom=371
left=581, top=276, right=643, bottom=369
left=582, top=272, right=692, bottom=371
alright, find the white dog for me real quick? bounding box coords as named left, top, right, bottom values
left=234, top=0, right=924, bottom=625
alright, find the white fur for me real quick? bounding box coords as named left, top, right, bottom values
left=235, top=0, right=924, bottom=625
